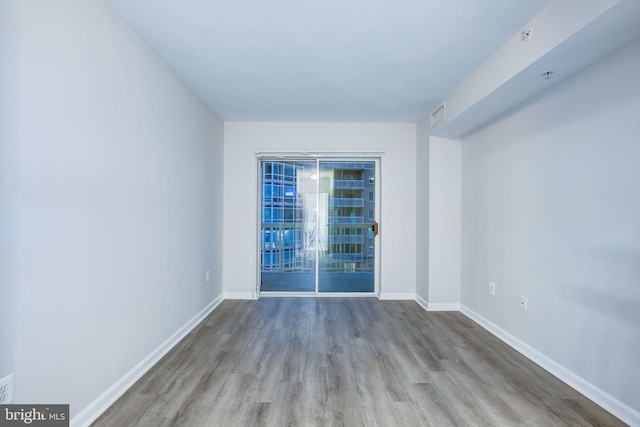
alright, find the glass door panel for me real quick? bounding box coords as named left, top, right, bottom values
left=260, top=160, right=317, bottom=292
left=318, top=161, right=375, bottom=292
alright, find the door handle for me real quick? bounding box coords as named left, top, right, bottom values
left=372, top=221, right=379, bottom=237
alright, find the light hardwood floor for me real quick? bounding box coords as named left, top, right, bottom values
left=92, top=298, right=626, bottom=426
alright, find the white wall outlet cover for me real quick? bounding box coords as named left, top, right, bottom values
left=0, top=374, right=14, bottom=404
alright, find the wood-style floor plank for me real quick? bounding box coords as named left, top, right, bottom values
left=92, top=298, right=627, bottom=427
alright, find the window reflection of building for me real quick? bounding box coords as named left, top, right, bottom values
left=323, top=162, right=375, bottom=273
left=261, top=162, right=305, bottom=271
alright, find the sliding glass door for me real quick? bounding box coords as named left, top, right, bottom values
left=259, top=159, right=377, bottom=293
left=260, top=161, right=316, bottom=291
left=318, top=161, right=375, bottom=292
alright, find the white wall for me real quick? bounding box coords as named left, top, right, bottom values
left=461, top=40, right=640, bottom=415
left=1, top=0, right=224, bottom=420
left=428, top=137, right=461, bottom=308
left=223, top=122, right=417, bottom=299
left=0, top=0, right=18, bottom=383
left=415, top=119, right=430, bottom=304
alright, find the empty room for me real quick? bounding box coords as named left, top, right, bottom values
left=1, top=0, right=639, bottom=426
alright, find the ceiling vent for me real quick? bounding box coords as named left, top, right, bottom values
left=431, top=103, right=446, bottom=128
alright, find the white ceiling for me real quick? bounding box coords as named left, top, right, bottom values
left=106, top=0, right=553, bottom=122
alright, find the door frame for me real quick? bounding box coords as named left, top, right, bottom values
left=255, top=153, right=382, bottom=298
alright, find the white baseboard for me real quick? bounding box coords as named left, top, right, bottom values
left=71, top=294, right=224, bottom=427
left=427, top=302, right=460, bottom=311
left=224, top=292, right=257, bottom=300
left=460, top=305, right=640, bottom=427
left=415, top=294, right=429, bottom=311
left=414, top=295, right=460, bottom=312
left=378, top=293, right=415, bottom=300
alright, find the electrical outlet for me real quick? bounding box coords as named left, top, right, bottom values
left=520, top=296, right=528, bottom=311
left=206, top=270, right=210, bottom=282
left=0, top=374, right=14, bottom=404
left=489, top=281, right=496, bottom=295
